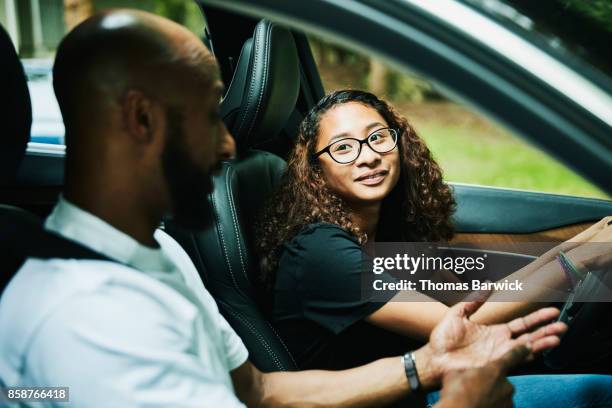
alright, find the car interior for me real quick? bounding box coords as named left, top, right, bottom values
left=1, top=2, right=612, bottom=377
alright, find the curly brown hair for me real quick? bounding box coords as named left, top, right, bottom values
left=257, top=90, right=455, bottom=291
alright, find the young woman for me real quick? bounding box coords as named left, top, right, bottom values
left=257, top=89, right=612, bottom=372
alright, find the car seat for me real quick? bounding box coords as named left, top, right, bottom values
left=0, top=23, right=41, bottom=292
left=165, top=20, right=299, bottom=371
left=0, top=25, right=112, bottom=295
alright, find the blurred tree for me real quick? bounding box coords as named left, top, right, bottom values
left=564, top=0, right=612, bottom=32
left=154, top=0, right=186, bottom=25
left=368, top=59, right=386, bottom=95
left=154, top=0, right=205, bottom=36
left=64, top=0, right=93, bottom=31
left=63, top=0, right=203, bottom=36
left=385, top=71, right=440, bottom=102
left=309, top=36, right=367, bottom=67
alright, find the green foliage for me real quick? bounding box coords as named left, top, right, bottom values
left=418, top=122, right=608, bottom=199
left=94, top=0, right=156, bottom=13
left=309, top=37, right=368, bottom=67
left=154, top=0, right=187, bottom=23
left=93, top=0, right=204, bottom=35
left=560, top=0, right=612, bottom=33
left=153, top=0, right=205, bottom=35
left=310, top=35, right=443, bottom=102
left=385, top=71, right=440, bottom=102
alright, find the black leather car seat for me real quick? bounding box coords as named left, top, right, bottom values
left=0, top=25, right=110, bottom=297
left=220, top=20, right=300, bottom=152
left=0, top=24, right=41, bottom=293
left=165, top=20, right=299, bottom=371
left=0, top=27, right=31, bottom=183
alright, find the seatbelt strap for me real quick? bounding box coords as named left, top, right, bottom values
left=2, top=226, right=118, bottom=295
left=13, top=227, right=115, bottom=263
left=7, top=227, right=204, bottom=309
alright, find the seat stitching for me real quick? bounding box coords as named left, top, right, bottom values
left=220, top=163, right=294, bottom=371
left=245, top=22, right=272, bottom=139
left=236, top=23, right=263, bottom=139
left=211, top=171, right=241, bottom=293
left=266, top=321, right=297, bottom=367
left=247, top=24, right=274, bottom=142
left=224, top=307, right=284, bottom=371
left=232, top=311, right=283, bottom=370
left=225, top=166, right=249, bottom=283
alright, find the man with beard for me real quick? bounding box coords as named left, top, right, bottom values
left=0, top=10, right=567, bottom=408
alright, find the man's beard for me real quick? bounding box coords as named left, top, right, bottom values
left=162, top=108, right=216, bottom=230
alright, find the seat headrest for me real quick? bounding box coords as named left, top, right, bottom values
left=0, top=25, right=32, bottom=184
left=221, top=20, right=300, bottom=150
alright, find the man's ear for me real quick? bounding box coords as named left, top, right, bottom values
left=122, top=89, right=162, bottom=144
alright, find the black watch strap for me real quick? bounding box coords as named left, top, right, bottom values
left=403, top=351, right=421, bottom=392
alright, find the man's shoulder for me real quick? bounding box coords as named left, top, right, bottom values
left=153, top=228, right=214, bottom=301
left=154, top=228, right=201, bottom=277
left=154, top=228, right=188, bottom=259
left=0, top=257, right=198, bottom=351
left=0, top=258, right=209, bottom=393
left=4, top=256, right=177, bottom=296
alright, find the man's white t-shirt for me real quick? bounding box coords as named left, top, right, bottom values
left=0, top=197, right=248, bottom=407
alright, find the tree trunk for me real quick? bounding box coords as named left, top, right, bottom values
left=64, top=0, right=94, bottom=31
left=368, top=59, right=387, bottom=95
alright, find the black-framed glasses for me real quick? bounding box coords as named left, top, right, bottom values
left=313, top=128, right=398, bottom=164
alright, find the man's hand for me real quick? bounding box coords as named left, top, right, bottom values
left=231, top=297, right=563, bottom=408
left=415, top=294, right=567, bottom=389
left=434, top=346, right=529, bottom=408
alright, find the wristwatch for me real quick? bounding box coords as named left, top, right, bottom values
left=402, top=351, right=421, bottom=392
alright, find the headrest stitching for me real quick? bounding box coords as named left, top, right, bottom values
left=235, top=23, right=264, bottom=140
left=244, top=22, right=274, bottom=142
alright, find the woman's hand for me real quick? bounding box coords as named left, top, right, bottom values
left=587, top=221, right=612, bottom=242
left=415, top=294, right=566, bottom=389
left=558, top=216, right=612, bottom=252
left=565, top=223, right=612, bottom=271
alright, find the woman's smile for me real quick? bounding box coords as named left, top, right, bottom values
left=355, top=169, right=388, bottom=186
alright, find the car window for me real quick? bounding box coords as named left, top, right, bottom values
left=309, top=34, right=609, bottom=199
left=1, top=0, right=205, bottom=147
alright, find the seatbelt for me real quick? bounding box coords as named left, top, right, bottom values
left=2, top=221, right=206, bottom=316
left=3, top=225, right=207, bottom=312
left=1, top=226, right=116, bottom=295
left=13, top=228, right=114, bottom=262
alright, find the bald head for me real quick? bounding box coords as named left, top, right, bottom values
left=53, top=9, right=217, bottom=133
left=53, top=9, right=234, bottom=237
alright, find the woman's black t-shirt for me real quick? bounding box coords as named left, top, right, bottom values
left=272, top=222, right=422, bottom=370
